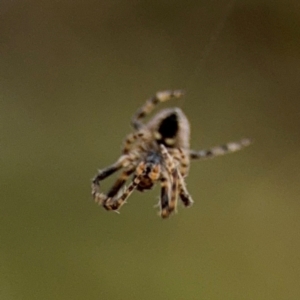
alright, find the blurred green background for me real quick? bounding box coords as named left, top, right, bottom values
left=1, top=0, right=300, bottom=299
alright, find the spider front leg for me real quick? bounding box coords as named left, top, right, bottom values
left=177, top=171, right=194, bottom=207
left=106, top=167, right=135, bottom=198
left=162, top=168, right=180, bottom=218
left=175, top=149, right=194, bottom=207
left=103, top=174, right=141, bottom=211
left=132, top=90, right=184, bottom=130
left=168, top=148, right=190, bottom=177
left=159, top=173, right=172, bottom=219
left=92, top=154, right=134, bottom=204
left=105, top=160, right=162, bottom=213
left=190, top=138, right=252, bottom=160
left=159, top=145, right=181, bottom=218
left=160, top=145, right=193, bottom=212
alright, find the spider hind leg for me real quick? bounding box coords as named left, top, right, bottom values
left=132, top=90, right=185, bottom=130
left=190, top=138, right=252, bottom=160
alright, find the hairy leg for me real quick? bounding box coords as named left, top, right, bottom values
left=122, top=130, right=151, bottom=154
left=159, top=174, right=171, bottom=219
left=122, top=132, right=140, bottom=154
left=177, top=171, right=194, bottom=207
left=190, top=138, right=252, bottom=160
left=104, top=161, right=161, bottom=212
left=92, top=154, right=135, bottom=203
left=103, top=161, right=146, bottom=211
left=132, top=90, right=184, bottom=130
left=168, top=148, right=190, bottom=177
left=94, top=166, right=136, bottom=206
left=159, top=144, right=181, bottom=217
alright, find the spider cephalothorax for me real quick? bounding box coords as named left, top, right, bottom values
left=91, top=90, right=251, bottom=218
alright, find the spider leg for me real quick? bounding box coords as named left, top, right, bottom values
left=106, top=167, right=135, bottom=198
left=178, top=148, right=190, bottom=177
left=103, top=175, right=141, bottom=211
left=104, top=161, right=149, bottom=211
left=168, top=168, right=180, bottom=216
left=169, top=148, right=190, bottom=177
left=132, top=90, right=184, bottom=130
left=159, top=172, right=172, bottom=219
left=92, top=154, right=134, bottom=203
left=190, top=138, right=252, bottom=160
left=121, top=130, right=150, bottom=154
left=161, top=145, right=193, bottom=209
left=95, top=166, right=136, bottom=209
left=122, top=132, right=138, bottom=154
left=177, top=171, right=194, bottom=207
left=159, top=144, right=181, bottom=217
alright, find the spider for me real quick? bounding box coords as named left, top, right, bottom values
left=91, top=90, right=251, bottom=218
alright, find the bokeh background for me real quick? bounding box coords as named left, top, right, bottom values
left=1, top=0, right=300, bottom=299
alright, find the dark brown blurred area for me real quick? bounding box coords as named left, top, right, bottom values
left=1, top=1, right=300, bottom=299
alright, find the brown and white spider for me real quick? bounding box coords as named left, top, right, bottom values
left=91, top=90, right=251, bottom=218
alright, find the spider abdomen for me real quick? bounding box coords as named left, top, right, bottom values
left=147, top=107, right=190, bottom=149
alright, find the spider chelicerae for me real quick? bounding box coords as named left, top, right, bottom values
left=91, top=90, right=251, bottom=218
